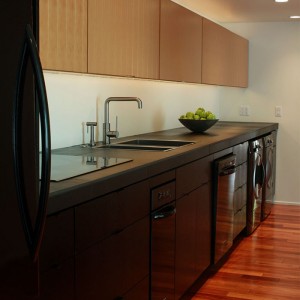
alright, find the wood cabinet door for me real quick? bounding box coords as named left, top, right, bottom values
left=39, top=210, right=75, bottom=300
left=176, top=155, right=212, bottom=199
left=175, top=191, right=197, bottom=300
left=75, top=180, right=149, bottom=253
left=175, top=183, right=211, bottom=299
left=195, top=182, right=211, bottom=277
left=160, top=0, right=203, bottom=83
left=39, top=0, right=88, bottom=72
left=76, top=217, right=149, bottom=300
left=233, top=185, right=247, bottom=239
left=123, top=277, right=149, bottom=299
left=202, top=18, right=248, bottom=87
left=88, top=0, right=160, bottom=79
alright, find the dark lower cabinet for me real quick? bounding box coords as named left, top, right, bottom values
left=39, top=259, right=74, bottom=300
left=175, top=183, right=211, bottom=300
left=195, top=183, right=212, bottom=276
left=75, top=217, right=149, bottom=300
left=122, top=277, right=149, bottom=300
left=233, top=184, right=247, bottom=239
left=39, top=210, right=75, bottom=300
left=233, top=143, right=248, bottom=239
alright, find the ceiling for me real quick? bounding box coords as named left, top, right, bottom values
left=174, top=0, right=300, bottom=22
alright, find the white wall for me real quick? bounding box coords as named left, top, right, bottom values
left=44, top=72, right=221, bottom=148
left=44, top=21, right=300, bottom=205
left=220, top=22, right=300, bottom=205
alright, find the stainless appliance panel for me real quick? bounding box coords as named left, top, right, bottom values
left=247, top=138, right=265, bottom=235
left=151, top=196, right=176, bottom=300
left=0, top=1, right=46, bottom=298
left=262, top=131, right=277, bottom=220
left=213, top=155, right=236, bottom=264
left=150, top=181, right=176, bottom=300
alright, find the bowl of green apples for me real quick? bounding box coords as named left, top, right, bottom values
left=179, top=107, right=218, bottom=133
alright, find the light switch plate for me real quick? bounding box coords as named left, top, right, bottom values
left=275, top=106, right=282, bottom=117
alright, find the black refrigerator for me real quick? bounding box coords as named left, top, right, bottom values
left=0, top=1, right=51, bottom=299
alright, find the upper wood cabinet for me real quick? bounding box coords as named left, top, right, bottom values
left=160, top=0, right=203, bottom=83
left=39, top=0, right=88, bottom=73
left=88, top=0, right=160, bottom=79
left=202, top=18, right=249, bottom=87
left=39, top=1, right=248, bottom=87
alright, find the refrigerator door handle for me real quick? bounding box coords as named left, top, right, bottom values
left=13, top=24, right=51, bottom=262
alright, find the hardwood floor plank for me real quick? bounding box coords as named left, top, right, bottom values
left=191, top=204, right=300, bottom=300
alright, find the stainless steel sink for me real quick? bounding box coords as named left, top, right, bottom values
left=97, top=139, right=195, bottom=151
left=118, top=139, right=194, bottom=147
left=99, top=144, right=173, bottom=151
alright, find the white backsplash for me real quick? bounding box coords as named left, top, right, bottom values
left=44, top=71, right=222, bottom=149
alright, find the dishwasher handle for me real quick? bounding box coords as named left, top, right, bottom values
left=219, top=165, right=236, bottom=176
left=152, top=204, right=176, bottom=220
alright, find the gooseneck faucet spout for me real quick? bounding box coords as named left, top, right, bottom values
left=103, top=97, right=143, bottom=145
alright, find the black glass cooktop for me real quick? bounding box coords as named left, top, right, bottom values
left=40, top=154, right=133, bottom=182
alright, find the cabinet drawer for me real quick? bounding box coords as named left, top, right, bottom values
left=40, top=210, right=74, bottom=272
left=75, top=180, right=149, bottom=252
left=39, top=259, right=74, bottom=300
left=39, top=210, right=75, bottom=299
left=76, top=217, right=149, bottom=300
left=233, top=205, right=246, bottom=239
left=176, top=155, right=212, bottom=198
left=123, top=276, right=149, bottom=299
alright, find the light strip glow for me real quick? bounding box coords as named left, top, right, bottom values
left=275, top=0, right=288, bottom=3
left=290, top=15, right=300, bottom=18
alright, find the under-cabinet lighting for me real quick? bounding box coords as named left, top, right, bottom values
left=290, top=15, right=300, bottom=18
left=274, top=0, right=288, bottom=3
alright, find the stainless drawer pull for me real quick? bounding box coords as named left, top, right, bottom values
left=153, top=205, right=176, bottom=220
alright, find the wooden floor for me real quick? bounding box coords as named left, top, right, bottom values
left=191, top=204, right=300, bottom=300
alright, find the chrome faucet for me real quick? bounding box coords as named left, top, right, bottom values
left=103, top=97, right=143, bottom=144
left=86, top=121, right=97, bottom=147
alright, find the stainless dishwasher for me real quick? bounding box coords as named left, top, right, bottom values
left=212, top=155, right=237, bottom=264
left=150, top=181, right=176, bottom=300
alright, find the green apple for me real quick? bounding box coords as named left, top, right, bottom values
left=207, top=113, right=216, bottom=120
left=186, top=112, right=194, bottom=119
left=195, top=109, right=206, bottom=118
left=205, top=111, right=213, bottom=118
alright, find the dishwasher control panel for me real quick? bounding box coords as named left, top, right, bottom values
left=151, top=181, right=176, bottom=211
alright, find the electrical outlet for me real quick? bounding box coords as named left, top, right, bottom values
left=244, top=105, right=250, bottom=116
left=239, top=105, right=250, bottom=116
left=239, top=105, right=244, bottom=116
left=275, top=106, right=282, bottom=117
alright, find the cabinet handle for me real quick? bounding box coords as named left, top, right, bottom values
left=13, top=24, right=50, bottom=262
left=153, top=205, right=176, bottom=220
left=220, top=165, right=236, bottom=176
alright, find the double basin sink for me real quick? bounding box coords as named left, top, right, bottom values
left=97, top=139, right=195, bottom=151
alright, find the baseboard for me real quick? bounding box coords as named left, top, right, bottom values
left=273, top=201, right=300, bottom=206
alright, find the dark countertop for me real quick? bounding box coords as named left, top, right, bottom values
left=48, top=121, right=278, bottom=215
